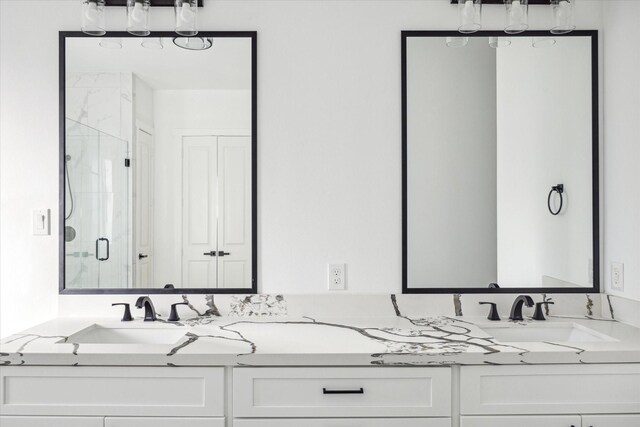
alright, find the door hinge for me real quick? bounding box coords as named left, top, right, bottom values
left=124, top=158, right=131, bottom=167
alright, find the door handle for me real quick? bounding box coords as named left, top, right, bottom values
left=138, top=253, right=148, bottom=260
left=217, top=251, right=230, bottom=257
left=322, top=388, right=364, bottom=395
left=95, top=238, right=110, bottom=261
left=203, top=251, right=217, bottom=257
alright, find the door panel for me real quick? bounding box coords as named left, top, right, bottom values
left=182, top=136, right=218, bottom=288
left=217, top=136, right=252, bottom=288
left=135, top=127, right=153, bottom=287
left=582, top=415, right=640, bottom=427
left=0, top=417, right=102, bottom=427
left=461, top=415, right=581, bottom=427
left=234, top=419, right=450, bottom=427
left=105, top=417, right=224, bottom=427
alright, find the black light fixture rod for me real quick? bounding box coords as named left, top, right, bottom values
left=450, top=0, right=552, bottom=4
left=105, top=0, right=203, bottom=6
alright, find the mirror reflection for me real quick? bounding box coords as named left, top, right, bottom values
left=63, top=35, right=255, bottom=291
left=405, top=34, right=596, bottom=290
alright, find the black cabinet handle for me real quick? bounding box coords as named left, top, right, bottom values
left=203, top=251, right=217, bottom=257
left=322, top=388, right=364, bottom=395
left=218, top=251, right=230, bottom=257
left=95, top=238, right=110, bottom=261
left=138, top=253, right=148, bottom=260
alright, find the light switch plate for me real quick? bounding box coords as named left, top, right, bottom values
left=32, top=209, right=51, bottom=236
left=611, top=262, right=624, bottom=292
left=328, top=263, right=346, bottom=290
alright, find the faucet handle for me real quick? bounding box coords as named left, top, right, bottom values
left=168, top=302, right=189, bottom=322
left=532, top=301, right=555, bottom=321
left=112, top=303, right=133, bottom=322
left=479, top=302, right=500, bottom=321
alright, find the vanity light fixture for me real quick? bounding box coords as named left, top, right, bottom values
left=458, top=0, right=482, bottom=34
left=81, top=0, right=106, bottom=36
left=141, top=37, right=164, bottom=49
left=551, top=0, right=576, bottom=34
left=446, top=36, right=469, bottom=48
left=173, top=36, right=212, bottom=50
left=489, top=36, right=511, bottom=48
left=504, top=0, right=529, bottom=34
left=175, top=0, right=198, bottom=36
left=127, top=0, right=150, bottom=36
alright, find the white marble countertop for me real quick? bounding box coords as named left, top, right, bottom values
left=3, top=307, right=640, bottom=367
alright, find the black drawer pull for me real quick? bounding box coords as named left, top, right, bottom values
left=322, top=388, right=364, bottom=395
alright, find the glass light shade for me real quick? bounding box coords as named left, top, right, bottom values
left=532, top=36, right=557, bottom=48
left=551, top=0, right=576, bottom=35
left=99, top=38, right=123, bottom=49
left=142, top=37, right=164, bottom=49
left=81, top=0, right=106, bottom=36
left=458, top=0, right=482, bottom=34
left=489, top=36, right=511, bottom=48
left=127, top=0, right=150, bottom=36
left=175, top=0, right=198, bottom=36
left=446, top=36, right=469, bottom=48
left=504, top=0, right=529, bottom=34
left=173, top=36, right=213, bottom=51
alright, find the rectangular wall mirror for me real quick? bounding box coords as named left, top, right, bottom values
left=402, top=31, right=599, bottom=294
left=59, top=32, right=257, bottom=294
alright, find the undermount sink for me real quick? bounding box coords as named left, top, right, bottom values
left=479, top=323, right=618, bottom=343
left=63, top=325, right=188, bottom=345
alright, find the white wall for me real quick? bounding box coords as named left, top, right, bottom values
left=407, top=37, right=498, bottom=288
left=602, top=1, right=640, bottom=301
left=0, top=0, right=606, bottom=337
left=152, top=89, right=250, bottom=286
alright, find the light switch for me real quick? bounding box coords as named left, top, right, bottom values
left=32, top=209, right=50, bottom=236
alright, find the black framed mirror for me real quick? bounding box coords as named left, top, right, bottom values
left=402, top=30, right=599, bottom=294
left=59, top=31, right=257, bottom=294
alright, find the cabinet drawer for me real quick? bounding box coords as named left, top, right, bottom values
left=582, top=415, right=640, bottom=427
left=234, top=419, right=451, bottom=427
left=460, top=364, right=640, bottom=415
left=233, top=367, right=451, bottom=418
left=105, top=417, right=225, bottom=427
left=461, top=415, right=581, bottom=427
left=0, top=417, right=103, bottom=427
left=0, top=366, right=224, bottom=417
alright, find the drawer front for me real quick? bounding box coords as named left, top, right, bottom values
left=233, top=367, right=451, bottom=418
left=0, top=417, right=103, bottom=427
left=461, top=415, right=581, bottom=427
left=460, top=364, right=640, bottom=415
left=0, top=366, right=224, bottom=417
left=582, top=415, right=640, bottom=427
left=234, top=418, right=451, bottom=427
left=105, top=417, right=225, bottom=427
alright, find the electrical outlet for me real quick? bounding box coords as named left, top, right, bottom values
left=328, top=264, right=346, bottom=290
left=611, top=262, right=624, bottom=292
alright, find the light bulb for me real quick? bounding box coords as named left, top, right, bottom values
left=131, top=2, right=144, bottom=22
left=462, top=1, right=475, bottom=21
left=180, top=3, right=194, bottom=23
left=85, top=2, right=98, bottom=23
left=510, top=1, right=523, bottom=20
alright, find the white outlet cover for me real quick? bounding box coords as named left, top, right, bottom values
left=328, top=264, right=346, bottom=290
left=611, top=262, right=624, bottom=291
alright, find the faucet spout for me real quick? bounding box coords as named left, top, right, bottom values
left=509, top=295, right=534, bottom=321
left=135, top=296, right=157, bottom=321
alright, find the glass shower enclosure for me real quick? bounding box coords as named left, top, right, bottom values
left=64, top=119, right=131, bottom=289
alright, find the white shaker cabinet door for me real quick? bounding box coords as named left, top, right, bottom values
left=461, top=415, right=581, bottom=427
left=105, top=417, right=225, bottom=427
left=582, top=415, right=640, bottom=427
left=234, top=419, right=451, bottom=427
left=0, top=417, right=103, bottom=427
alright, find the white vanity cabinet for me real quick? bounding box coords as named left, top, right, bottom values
left=581, top=415, right=640, bottom=427
left=461, top=415, right=582, bottom=427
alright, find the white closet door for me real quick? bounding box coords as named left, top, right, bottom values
left=135, top=127, right=153, bottom=287
left=182, top=136, right=218, bottom=288
left=217, top=136, right=252, bottom=288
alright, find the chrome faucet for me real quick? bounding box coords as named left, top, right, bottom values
left=509, top=295, right=534, bottom=321
left=135, top=296, right=157, bottom=321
